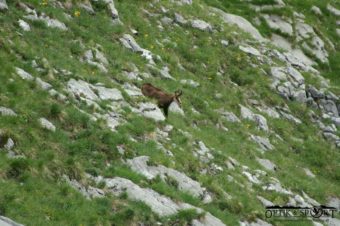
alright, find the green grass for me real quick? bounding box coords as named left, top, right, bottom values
left=0, top=0, right=339, bottom=225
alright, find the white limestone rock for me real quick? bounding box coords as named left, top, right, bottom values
left=327, top=4, right=340, bottom=17
left=15, top=67, right=34, bottom=80
left=0, top=216, right=24, bottom=226
left=134, top=102, right=166, bottom=121
left=262, top=15, right=293, bottom=36
left=0, top=0, right=8, bottom=10
left=94, top=86, right=123, bottom=101
left=211, top=7, right=266, bottom=42
left=169, top=102, right=184, bottom=115
left=93, top=176, right=225, bottom=225
left=240, top=105, right=269, bottom=131
left=39, top=117, right=56, bottom=132
left=127, top=156, right=212, bottom=202
left=0, top=107, right=17, bottom=116
left=67, top=79, right=98, bottom=101
left=191, top=19, right=213, bottom=32
left=18, top=19, right=31, bottom=31
left=256, top=158, right=276, bottom=171
left=239, top=45, right=261, bottom=56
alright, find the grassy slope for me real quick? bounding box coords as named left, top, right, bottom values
left=0, top=0, right=339, bottom=225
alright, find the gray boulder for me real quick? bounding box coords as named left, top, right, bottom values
left=251, top=135, right=274, bottom=151
left=311, top=6, right=322, bottom=16
left=135, top=102, right=165, bottom=121
left=218, top=110, right=240, bottom=123
left=211, top=7, right=266, bottom=42
left=67, top=79, right=98, bottom=101
left=0, top=0, right=8, bottom=10
left=262, top=15, right=293, bottom=36
left=0, top=107, right=17, bottom=116
left=307, top=85, right=324, bottom=99
left=127, top=156, right=212, bottom=202
left=15, top=67, right=33, bottom=80
left=0, top=216, right=24, bottom=226
left=240, top=105, right=269, bottom=131
left=174, top=13, right=187, bottom=25
left=240, top=219, right=272, bottom=226
left=256, top=158, right=276, bottom=171
left=239, top=45, right=261, bottom=56
left=120, top=34, right=154, bottom=63
left=303, top=168, right=315, bottom=178
left=64, top=175, right=104, bottom=199
left=320, top=99, right=338, bottom=117
left=93, top=176, right=225, bottom=225
left=191, top=19, right=213, bottom=32
left=180, top=79, right=200, bottom=88
left=93, top=86, right=123, bottom=101
left=38, top=118, right=56, bottom=132
left=169, top=102, right=184, bottom=115
left=36, top=77, right=52, bottom=90
left=123, top=83, right=142, bottom=96
left=257, top=196, right=274, bottom=207
left=327, top=4, right=340, bottom=17
left=18, top=19, right=30, bottom=31
left=4, top=138, right=15, bottom=150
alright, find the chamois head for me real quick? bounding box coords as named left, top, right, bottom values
left=174, top=90, right=183, bottom=107
left=141, top=83, right=183, bottom=117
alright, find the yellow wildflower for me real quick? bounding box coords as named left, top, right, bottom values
left=41, top=0, right=48, bottom=6
left=74, top=10, right=81, bottom=17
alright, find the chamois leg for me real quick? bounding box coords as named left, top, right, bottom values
left=163, top=106, right=169, bottom=117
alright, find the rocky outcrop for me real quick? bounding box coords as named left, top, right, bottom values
left=0, top=216, right=24, bottom=226
left=39, top=118, right=56, bottom=132
left=82, top=48, right=109, bottom=73
left=126, top=156, right=212, bottom=203
left=191, top=19, right=213, bottom=32
left=133, top=102, right=166, bottom=121
left=262, top=15, right=293, bottom=36
left=92, top=176, right=225, bottom=225
left=120, top=34, right=155, bottom=64
left=0, top=107, right=17, bottom=117
left=240, top=105, right=269, bottom=131
left=211, top=7, right=266, bottom=42
left=0, top=0, right=8, bottom=11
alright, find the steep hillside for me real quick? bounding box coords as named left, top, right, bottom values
left=0, top=0, right=339, bottom=225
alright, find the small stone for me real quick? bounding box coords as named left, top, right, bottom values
left=221, top=40, right=229, bottom=47
left=256, top=158, right=276, bottom=171
left=262, top=14, right=293, bottom=36
left=160, top=16, right=173, bottom=25
left=303, top=168, right=315, bottom=178
left=311, top=6, right=322, bottom=16
left=0, top=0, right=8, bottom=10
left=18, top=19, right=31, bottom=31
left=4, top=138, right=14, bottom=150
left=327, top=4, right=340, bottom=17
left=0, top=107, right=17, bottom=116
left=251, top=135, right=274, bottom=151
left=94, top=86, right=123, bottom=101
left=0, top=216, right=24, bottom=226
left=239, top=45, right=261, bottom=56
left=191, top=19, right=213, bottom=32
left=174, top=13, right=187, bottom=25
left=169, top=102, right=184, bottom=115
left=36, top=77, right=52, bottom=90
left=15, top=67, right=34, bottom=80
left=180, top=79, right=200, bottom=88
left=39, top=118, right=56, bottom=132
left=257, top=196, right=274, bottom=207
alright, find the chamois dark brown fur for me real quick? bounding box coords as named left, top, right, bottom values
left=141, top=83, right=182, bottom=117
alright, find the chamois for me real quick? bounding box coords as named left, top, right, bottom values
left=141, top=83, right=183, bottom=117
